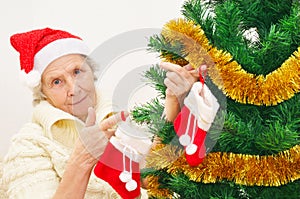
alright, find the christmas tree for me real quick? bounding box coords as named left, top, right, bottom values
left=132, top=0, right=300, bottom=198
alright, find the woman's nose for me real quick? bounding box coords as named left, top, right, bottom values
left=66, top=77, right=79, bottom=96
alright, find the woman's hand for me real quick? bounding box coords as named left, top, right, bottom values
left=72, top=109, right=129, bottom=168
left=160, top=62, right=199, bottom=104
left=160, top=62, right=206, bottom=121
left=54, top=109, right=128, bottom=198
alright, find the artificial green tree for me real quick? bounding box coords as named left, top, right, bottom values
left=133, top=0, right=300, bottom=198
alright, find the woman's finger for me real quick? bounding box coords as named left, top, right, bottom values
left=160, top=62, right=181, bottom=72
left=183, top=63, right=193, bottom=71
left=166, top=71, right=184, bottom=85
left=200, top=64, right=207, bottom=72
left=85, top=107, right=96, bottom=127
left=161, top=62, right=195, bottom=81
left=99, top=111, right=129, bottom=131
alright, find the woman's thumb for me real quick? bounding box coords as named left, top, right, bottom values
left=85, top=107, right=96, bottom=127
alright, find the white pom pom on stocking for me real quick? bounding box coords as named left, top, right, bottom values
left=94, top=142, right=141, bottom=199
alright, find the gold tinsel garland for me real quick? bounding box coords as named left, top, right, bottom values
left=146, top=144, right=300, bottom=188
left=160, top=19, right=300, bottom=106
left=145, top=175, right=173, bottom=199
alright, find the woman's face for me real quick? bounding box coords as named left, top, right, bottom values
left=41, top=54, right=96, bottom=121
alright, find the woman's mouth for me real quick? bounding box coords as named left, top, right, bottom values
left=72, top=95, right=88, bottom=105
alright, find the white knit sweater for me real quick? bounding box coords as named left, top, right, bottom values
left=1, top=99, right=147, bottom=199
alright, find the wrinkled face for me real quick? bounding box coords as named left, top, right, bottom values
left=41, top=54, right=96, bottom=121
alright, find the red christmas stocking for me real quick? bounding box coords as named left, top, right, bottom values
left=173, top=82, right=219, bottom=166
left=94, top=118, right=152, bottom=199
left=94, top=141, right=141, bottom=199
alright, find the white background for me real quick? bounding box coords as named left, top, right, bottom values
left=0, top=0, right=185, bottom=157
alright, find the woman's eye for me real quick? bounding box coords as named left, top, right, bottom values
left=53, top=79, right=61, bottom=85
left=74, top=69, right=81, bottom=75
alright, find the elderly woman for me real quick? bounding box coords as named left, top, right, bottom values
left=1, top=28, right=147, bottom=199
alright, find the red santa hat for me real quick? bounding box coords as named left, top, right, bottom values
left=10, top=27, right=89, bottom=88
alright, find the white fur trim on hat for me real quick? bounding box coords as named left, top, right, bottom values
left=34, top=38, right=89, bottom=74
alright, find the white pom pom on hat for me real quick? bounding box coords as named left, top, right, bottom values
left=19, top=69, right=41, bottom=88
left=10, top=28, right=89, bottom=89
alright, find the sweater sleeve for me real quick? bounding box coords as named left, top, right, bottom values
left=2, top=123, right=60, bottom=199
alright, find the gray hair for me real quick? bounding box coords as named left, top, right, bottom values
left=32, top=55, right=99, bottom=106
